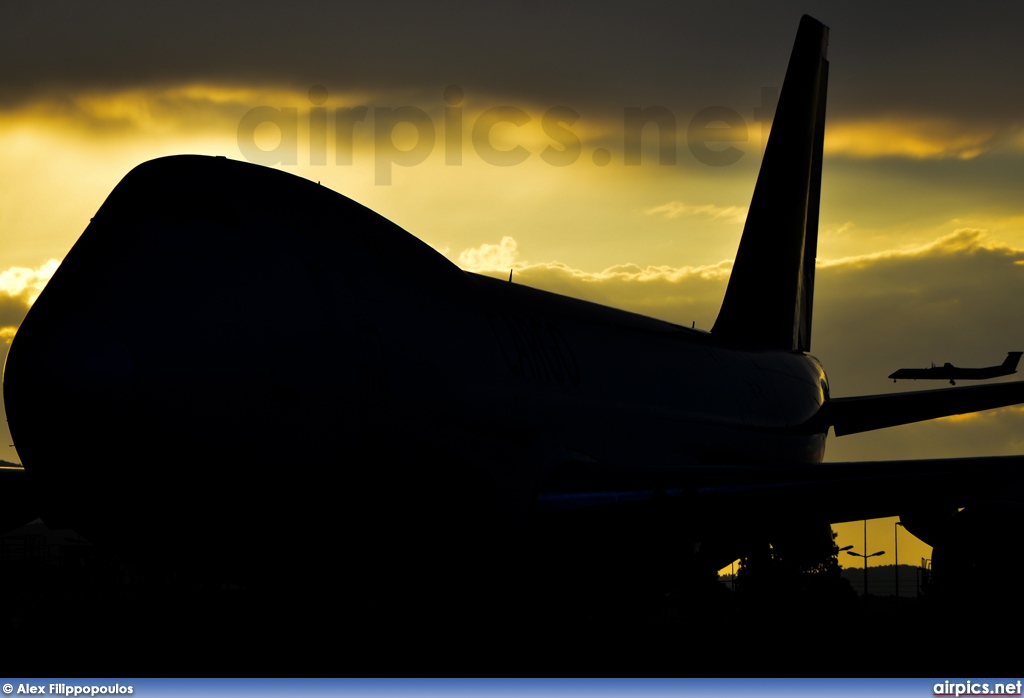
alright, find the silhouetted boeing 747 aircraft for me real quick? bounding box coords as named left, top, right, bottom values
left=3, top=16, right=1024, bottom=611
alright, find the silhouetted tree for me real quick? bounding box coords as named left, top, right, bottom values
left=734, top=529, right=857, bottom=609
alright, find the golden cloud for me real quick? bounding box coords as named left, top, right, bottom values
left=816, top=228, right=1004, bottom=269
left=0, top=85, right=377, bottom=138
left=458, top=236, right=520, bottom=272
left=824, top=117, right=1023, bottom=160
left=645, top=201, right=747, bottom=223
left=0, top=260, right=59, bottom=342
left=0, top=259, right=60, bottom=306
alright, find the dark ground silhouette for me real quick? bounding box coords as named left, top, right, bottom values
left=2, top=520, right=1017, bottom=676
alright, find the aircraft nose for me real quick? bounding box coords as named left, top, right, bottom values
left=3, top=310, right=136, bottom=524
left=2, top=156, right=383, bottom=561
left=6, top=310, right=137, bottom=451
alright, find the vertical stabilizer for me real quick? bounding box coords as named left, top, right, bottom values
left=712, top=15, right=829, bottom=352
left=1002, top=352, right=1023, bottom=371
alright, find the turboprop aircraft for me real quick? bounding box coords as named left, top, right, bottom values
left=4, top=15, right=1024, bottom=607
left=889, top=352, right=1023, bottom=385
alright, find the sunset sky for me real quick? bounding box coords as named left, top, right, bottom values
left=2, top=1, right=1024, bottom=573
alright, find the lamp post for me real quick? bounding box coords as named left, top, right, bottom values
left=895, top=521, right=904, bottom=599
left=847, top=549, right=886, bottom=596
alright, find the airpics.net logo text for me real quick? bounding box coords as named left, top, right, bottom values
left=236, top=84, right=778, bottom=184
left=934, top=681, right=1023, bottom=697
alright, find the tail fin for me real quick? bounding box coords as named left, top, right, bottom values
left=1003, top=352, right=1023, bottom=371
left=712, top=15, right=829, bottom=352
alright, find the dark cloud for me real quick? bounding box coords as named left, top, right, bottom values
left=3, top=0, right=1022, bottom=126
left=822, top=155, right=1024, bottom=235
left=814, top=231, right=1024, bottom=397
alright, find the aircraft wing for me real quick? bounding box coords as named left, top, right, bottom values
left=535, top=378, right=1024, bottom=560
left=536, top=456, right=1024, bottom=525
left=534, top=453, right=1024, bottom=572
left=824, top=380, right=1024, bottom=435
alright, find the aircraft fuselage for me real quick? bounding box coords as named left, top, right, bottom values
left=2, top=156, right=829, bottom=570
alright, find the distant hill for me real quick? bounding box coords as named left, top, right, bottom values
left=840, top=563, right=929, bottom=597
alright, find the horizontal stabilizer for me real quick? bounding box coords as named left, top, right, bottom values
left=826, top=381, right=1024, bottom=436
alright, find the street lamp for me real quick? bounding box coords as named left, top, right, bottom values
left=895, top=521, right=904, bottom=599
left=847, top=549, right=886, bottom=596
